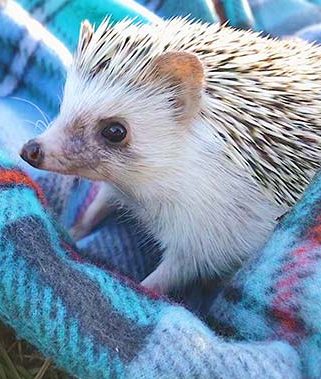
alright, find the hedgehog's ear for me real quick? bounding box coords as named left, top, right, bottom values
left=151, top=51, right=204, bottom=123
left=78, top=20, right=94, bottom=53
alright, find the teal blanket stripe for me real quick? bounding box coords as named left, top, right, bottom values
left=4, top=0, right=321, bottom=378
left=0, top=159, right=301, bottom=378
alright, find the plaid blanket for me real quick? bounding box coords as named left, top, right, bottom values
left=1, top=0, right=321, bottom=378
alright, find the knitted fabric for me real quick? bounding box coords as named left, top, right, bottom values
left=209, top=171, right=321, bottom=379
left=247, top=0, right=321, bottom=37
left=213, top=0, right=255, bottom=29
left=15, top=0, right=159, bottom=50
left=0, top=0, right=157, bottom=120
left=215, top=0, right=321, bottom=40
left=0, top=155, right=301, bottom=378
left=2, top=0, right=321, bottom=378
left=135, top=0, right=218, bottom=23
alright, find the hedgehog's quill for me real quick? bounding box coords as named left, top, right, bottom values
left=20, top=18, right=321, bottom=293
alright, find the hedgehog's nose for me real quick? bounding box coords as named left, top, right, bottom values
left=20, top=139, right=44, bottom=168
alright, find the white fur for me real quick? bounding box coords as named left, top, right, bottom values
left=34, top=65, right=285, bottom=293
left=122, top=119, right=283, bottom=291
left=32, top=19, right=307, bottom=293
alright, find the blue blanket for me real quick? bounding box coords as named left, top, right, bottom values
left=1, top=0, right=321, bottom=378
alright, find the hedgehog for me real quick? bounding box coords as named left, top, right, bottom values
left=20, top=17, right=321, bottom=293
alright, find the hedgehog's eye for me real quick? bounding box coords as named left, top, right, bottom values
left=101, top=121, right=127, bottom=144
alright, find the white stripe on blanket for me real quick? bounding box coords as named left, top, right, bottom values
left=0, top=0, right=71, bottom=97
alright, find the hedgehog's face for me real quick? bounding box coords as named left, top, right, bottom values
left=20, top=20, right=204, bottom=194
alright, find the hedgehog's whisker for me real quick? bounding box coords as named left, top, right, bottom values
left=36, top=119, right=50, bottom=132
left=9, top=96, right=50, bottom=128
left=20, top=119, right=45, bottom=133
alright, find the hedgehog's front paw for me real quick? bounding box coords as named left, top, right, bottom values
left=69, top=222, right=92, bottom=241
left=69, top=183, right=117, bottom=242
left=141, top=262, right=173, bottom=294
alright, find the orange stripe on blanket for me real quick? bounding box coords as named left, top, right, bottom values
left=0, top=169, right=47, bottom=205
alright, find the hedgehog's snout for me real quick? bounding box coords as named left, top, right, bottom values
left=20, top=139, right=44, bottom=168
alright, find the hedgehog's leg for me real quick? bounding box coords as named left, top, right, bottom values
left=141, top=262, right=172, bottom=294
left=69, top=182, right=117, bottom=241
left=141, top=255, right=187, bottom=294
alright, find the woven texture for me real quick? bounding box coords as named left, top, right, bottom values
left=2, top=0, right=321, bottom=378
left=0, top=156, right=301, bottom=378
left=209, top=171, right=321, bottom=378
